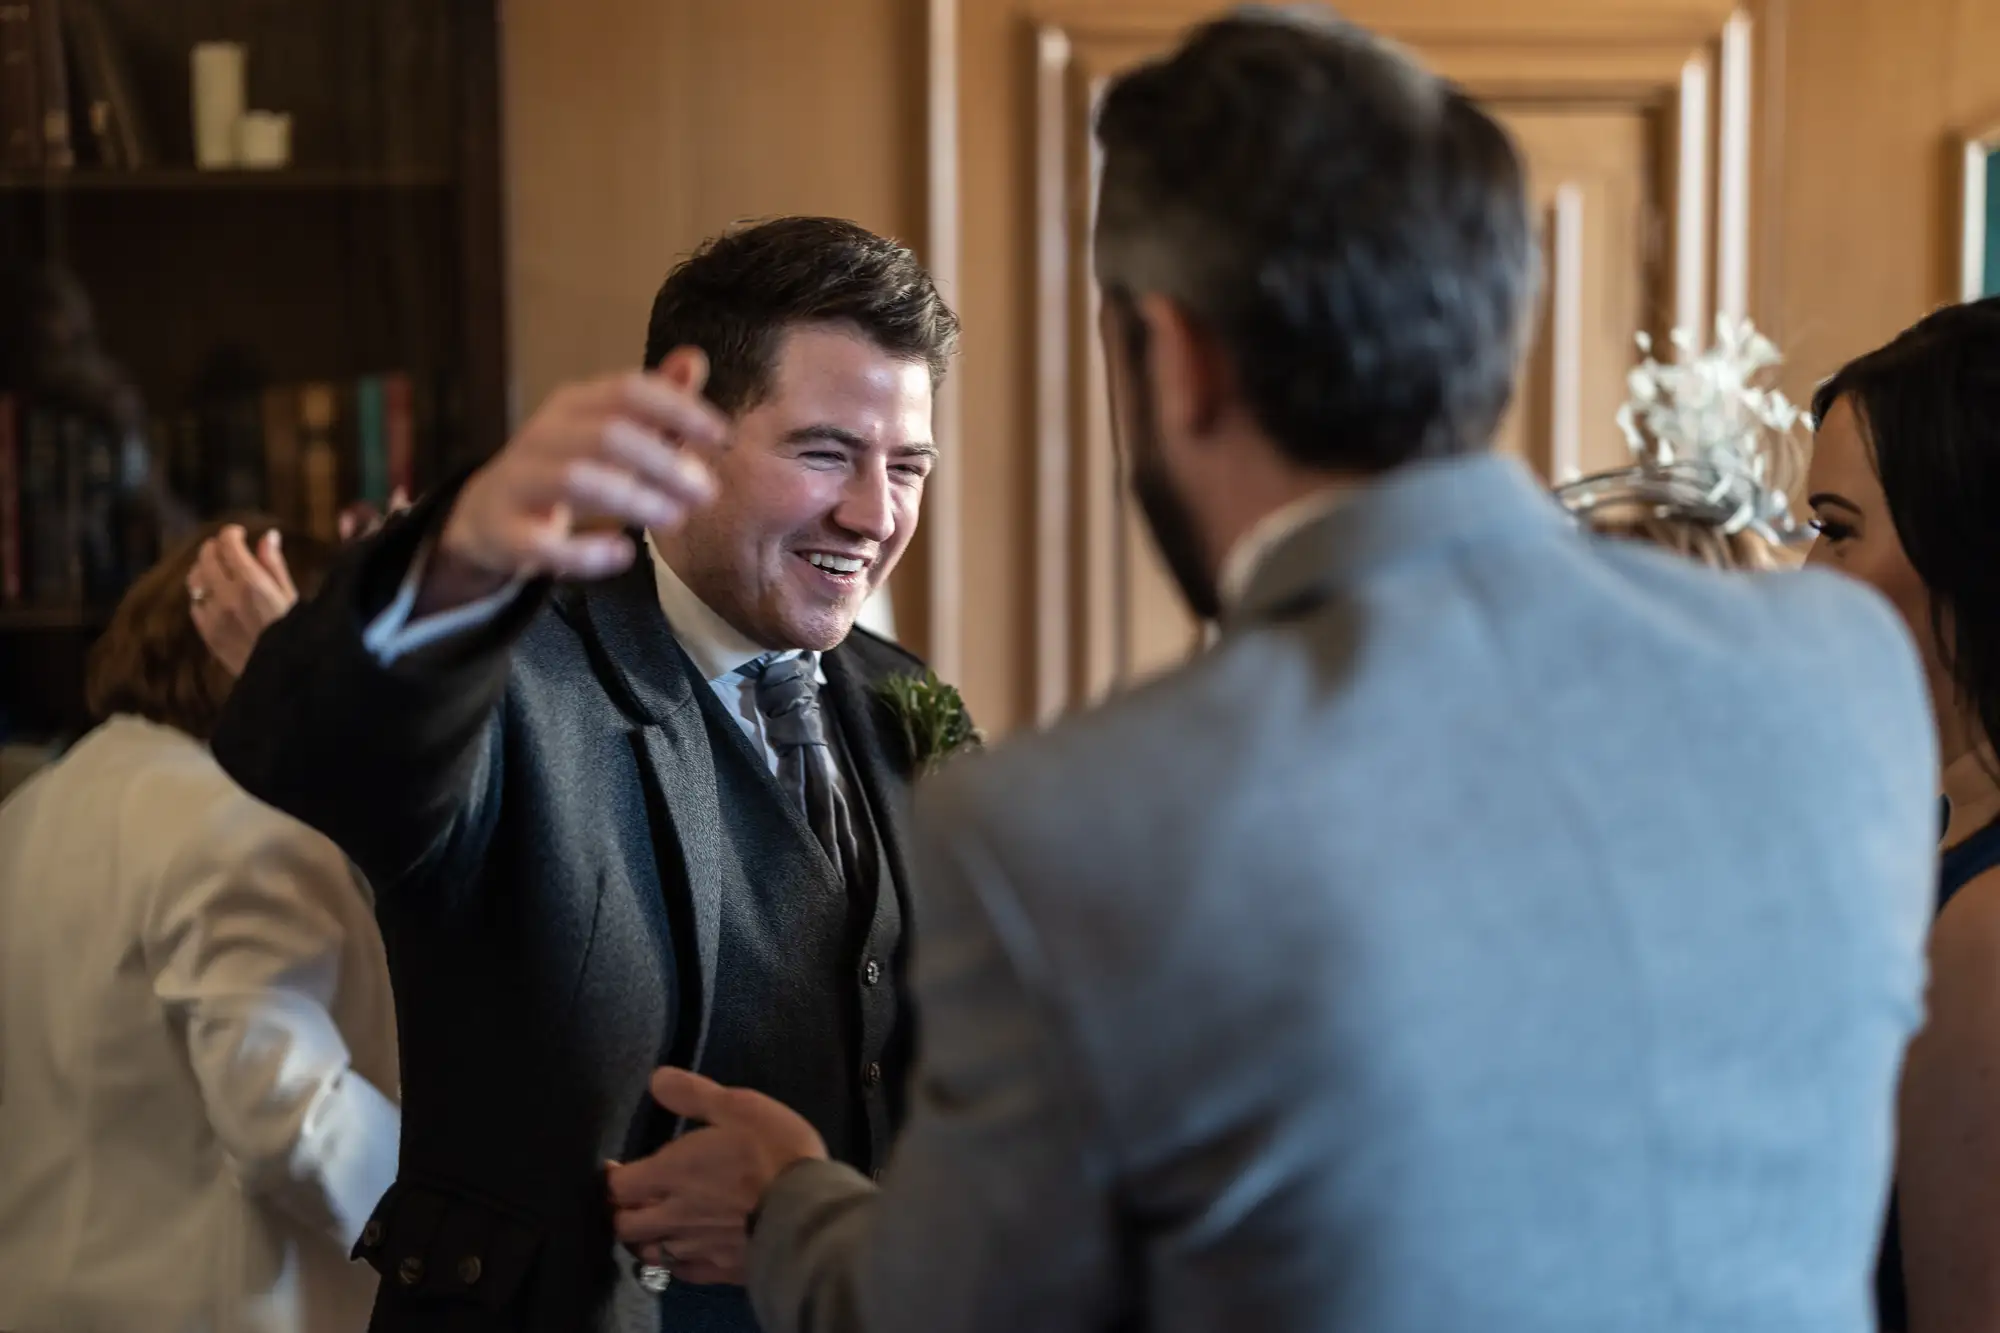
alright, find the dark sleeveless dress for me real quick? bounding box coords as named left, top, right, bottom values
left=1876, top=812, right=2000, bottom=1331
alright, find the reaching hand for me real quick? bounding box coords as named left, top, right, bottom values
left=422, top=349, right=725, bottom=614
left=605, top=1068, right=829, bottom=1288
left=187, top=525, right=299, bottom=677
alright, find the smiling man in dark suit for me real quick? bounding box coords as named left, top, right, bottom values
left=204, top=216, right=962, bottom=1333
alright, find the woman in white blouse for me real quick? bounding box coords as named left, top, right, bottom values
left=0, top=518, right=399, bottom=1333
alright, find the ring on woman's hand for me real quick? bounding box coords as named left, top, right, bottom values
left=188, top=586, right=211, bottom=606
left=636, top=1257, right=674, bottom=1294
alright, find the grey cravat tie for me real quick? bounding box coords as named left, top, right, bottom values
left=742, top=654, right=859, bottom=884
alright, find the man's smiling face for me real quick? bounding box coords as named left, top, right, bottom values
left=658, top=322, right=936, bottom=651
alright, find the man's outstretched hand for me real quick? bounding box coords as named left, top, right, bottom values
left=418, top=347, right=726, bottom=616
left=606, top=1068, right=829, bottom=1287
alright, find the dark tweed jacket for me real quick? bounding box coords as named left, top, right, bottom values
left=211, top=489, right=936, bottom=1332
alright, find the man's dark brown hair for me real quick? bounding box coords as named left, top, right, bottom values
left=642, top=216, right=959, bottom=413
left=85, top=516, right=334, bottom=740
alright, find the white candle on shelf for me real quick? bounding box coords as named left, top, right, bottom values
left=236, top=112, right=291, bottom=169
left=191, top=43, right=246, bottom=169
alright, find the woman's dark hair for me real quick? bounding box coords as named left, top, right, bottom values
left=85, top=516, right=334, bottom=740
left=1812, top=296, right=2000, bottom=758
left=642, top=216, right=959, bottom=414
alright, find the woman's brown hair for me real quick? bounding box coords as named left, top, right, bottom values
left=84, top=516, right=333, bottom=740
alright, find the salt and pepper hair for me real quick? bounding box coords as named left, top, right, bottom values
left=1092, top=5, right=1537, bottom=471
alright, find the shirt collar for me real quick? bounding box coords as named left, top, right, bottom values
left=644, top=533, right=818, bottom=685
left=1217, top=485, right=1355, bottom=612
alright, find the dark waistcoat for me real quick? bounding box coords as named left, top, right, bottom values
left=639, top=666, right=909, bottom=1332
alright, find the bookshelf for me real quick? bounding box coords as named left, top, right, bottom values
left=0, top=0, right=506, bottom=746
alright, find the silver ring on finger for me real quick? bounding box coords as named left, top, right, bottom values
left=636, top=1257, right=674, bottom=1294
left=188, top=586, right=211, bottom=606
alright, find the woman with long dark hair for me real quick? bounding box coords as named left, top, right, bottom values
left=1805, top=295, right=2000, bottom=1333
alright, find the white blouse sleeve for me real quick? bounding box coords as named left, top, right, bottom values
left=145, top=798, right=399, bottom=1251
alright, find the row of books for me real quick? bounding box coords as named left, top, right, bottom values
left=0, top=395, right=155, bottom=606
left=0, top=371, right=443, bottom=608
left=160, top=373, right=433, bottom=544
left=0, top=0, right=151, bottom=171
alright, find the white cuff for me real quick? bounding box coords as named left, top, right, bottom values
left=291, top=1069, right=401, bottom=1252
left=361, top=536, right=525, bottom=665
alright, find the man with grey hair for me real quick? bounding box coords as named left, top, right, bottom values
left=607, top=9, right=1937, bottom=1333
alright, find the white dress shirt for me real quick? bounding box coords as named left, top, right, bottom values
left=363, top=533, right=826, bottom=779
left=643, top=537, right=826, bottom=776
left=0, top=715, right=400, bottom=1333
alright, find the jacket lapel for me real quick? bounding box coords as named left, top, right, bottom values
left=553, top=559, right=728, bottom=1075
left=822, top=647, right=915, bottom=900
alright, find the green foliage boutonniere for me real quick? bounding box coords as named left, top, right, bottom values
left=875, top=671, right=983, bottom=778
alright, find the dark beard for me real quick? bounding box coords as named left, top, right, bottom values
left=1104, top=287, right=1220, bottom=621
left=1130, top=441, right=1221, bottom=622
left=1119, top=333, right=1220, bottom=620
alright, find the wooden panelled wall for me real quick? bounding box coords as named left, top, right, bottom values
left=1766, top=0, right=2000, bottom=406
left=502, top=0, right=2000, bottom=738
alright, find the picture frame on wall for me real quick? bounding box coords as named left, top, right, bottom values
left=1960, top=116, right=2000, bottom=301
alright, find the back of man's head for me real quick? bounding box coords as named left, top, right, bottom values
left=1093, top=6, right=1535, bottom=472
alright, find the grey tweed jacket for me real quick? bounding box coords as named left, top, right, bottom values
left=748, top=452, right=1938, bottom=1333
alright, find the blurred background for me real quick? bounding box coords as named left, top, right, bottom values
left=0, top=0, right=1993, bottom=772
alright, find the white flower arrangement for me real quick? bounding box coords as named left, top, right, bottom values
left=1558, top=315, right=1808, bottom=544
